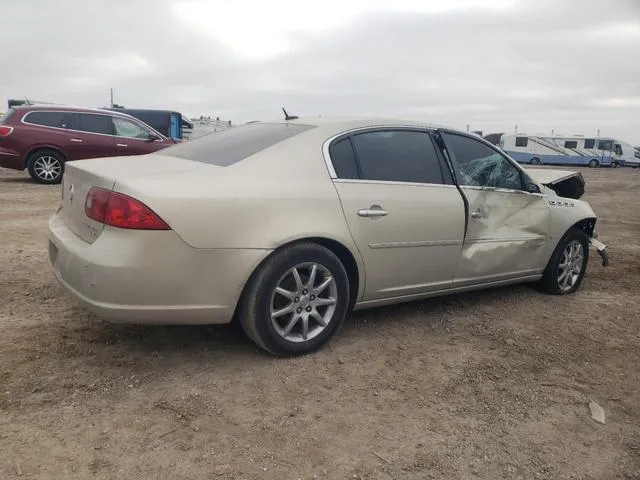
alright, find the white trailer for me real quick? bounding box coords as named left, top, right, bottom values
left=499, top=133, right=639, bottom=167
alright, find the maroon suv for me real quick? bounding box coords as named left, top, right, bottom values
left=0, top=105, right=175, bottom=184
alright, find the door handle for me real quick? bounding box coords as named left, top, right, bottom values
left=70, top=138, right=83, bottom=143
left=358, top=206, right=388, bottom=218
left=117, top=143, right=128, bottom=147
left=471, top=210, right=483, bottom=219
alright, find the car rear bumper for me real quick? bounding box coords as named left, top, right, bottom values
left=0, top=148, right=24, bottom=170
left=48, top=208, right=270, bottom=325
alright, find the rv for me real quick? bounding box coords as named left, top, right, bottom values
left=498, top=133, right=639, bottom=167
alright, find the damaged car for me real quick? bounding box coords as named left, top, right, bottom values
left=48, top=117, right=608, bottom=356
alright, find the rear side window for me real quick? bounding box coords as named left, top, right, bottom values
left=350, top=130, right=444, bottom=184
left=564, top=140, right=578, bottom=149
left=584, top=139, right=595, bottom=149
left=24, top=111, right=72, bottom=128
left=79, top=114, right=113, bottom=135
left=160, top=122, right=315, bottom=166
left=329, top=138, right=359, bottom=179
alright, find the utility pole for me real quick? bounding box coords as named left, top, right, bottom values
left=515, top=124, right=518, bottom=134
left=110, top=88, right=114, bottom=108
left=466, top=124, right=469, bottom=132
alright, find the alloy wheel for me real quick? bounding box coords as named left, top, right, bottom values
left=557, top=240, right=584, bottom=292
left=270, top=262, right=338, bottom=343
left=33, top=156, right=62, bottom=181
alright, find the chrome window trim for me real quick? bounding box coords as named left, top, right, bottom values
left=21, top=110, right=166, bottom=141
left=333, top=178, right=457, bottom=188
left=459, top=185, right=545, bottom=197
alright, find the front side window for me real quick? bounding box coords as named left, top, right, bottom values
left=443, top=132, right=524, bottom=191
left=349, top=130, right=444, bottom=184
left=113, top=117, right=151, bottom=139
left=79, top=114, right=113, bottom=135
left=614, top=144, right=623, bottom=156
left=584, top=139, right=596, bottom=149
left=597, top=139, right=613, bottom=151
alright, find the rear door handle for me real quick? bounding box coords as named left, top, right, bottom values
left=117, top=143, right=128, bottom=147
left=70, top=138, right=83, bottom=143
left=358, top=206, right=388, bottom=218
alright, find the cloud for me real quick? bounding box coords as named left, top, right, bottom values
left=1, top=0, right=639, bottom=143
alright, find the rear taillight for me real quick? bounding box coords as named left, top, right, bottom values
left=84, top=187, right=170, bottom=230
left=0, top=126, right=13, bottom=137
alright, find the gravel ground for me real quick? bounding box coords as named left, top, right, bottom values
left=0, top=166, right=638, bottom=480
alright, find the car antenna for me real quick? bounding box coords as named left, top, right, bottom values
left=282, top=107, right=298, bottom=121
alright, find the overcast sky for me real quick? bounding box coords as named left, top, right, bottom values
left=2, top=0, right=639, bottom=143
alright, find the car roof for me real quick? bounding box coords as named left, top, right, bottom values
left=12, top=104, right=133, bottom=117
left=252, top=116, right=455, bottom=138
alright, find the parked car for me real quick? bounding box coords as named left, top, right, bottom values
left=0, top=105, right=175, bottom=184
left=48, top=117, right=608, bottom=356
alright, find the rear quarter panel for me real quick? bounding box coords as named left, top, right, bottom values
left=113, top=133, right=366, bottom=297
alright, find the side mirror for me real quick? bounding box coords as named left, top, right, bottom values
left=526, top=182, right=541, bottom=194
left=147, top=133, right=160, bottom=141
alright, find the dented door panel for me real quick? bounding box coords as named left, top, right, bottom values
left=453, top=187, right=551, bottom=286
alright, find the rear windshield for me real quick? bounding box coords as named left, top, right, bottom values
left=0, top=108, right=15, bottom=124
left=159, top=122, right=315, bottom=166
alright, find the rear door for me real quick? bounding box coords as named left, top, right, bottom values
left=328, top=128, right=466, bottom=301
left=440, top=131, right=551, bottom=286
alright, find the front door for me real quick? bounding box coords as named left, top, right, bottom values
left=328, top=129, right=466, bottom=301
left=440, top=131, right=552, bottom=286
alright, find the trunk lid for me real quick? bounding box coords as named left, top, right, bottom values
left=61, top=155, right=216, bottom=243
left=523, top=168, right=585, bottom=199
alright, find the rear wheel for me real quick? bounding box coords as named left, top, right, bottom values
left=530, top=157, right=542, bottom=165
left=588, top=159, right=599, bottom=168
left=538, top=228, right=589, bottom=295
left=239, top=243, right=350, bottom=356
left=27, top=149, right=64, bottom=184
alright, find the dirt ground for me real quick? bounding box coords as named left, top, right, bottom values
left=0, top=166, right=638, bottom=480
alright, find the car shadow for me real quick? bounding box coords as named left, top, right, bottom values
left=0, top=176, right=35, bottom=184
left=70, top=282, right=535, bottom=363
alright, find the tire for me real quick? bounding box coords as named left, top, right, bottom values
left=588, top=159, right=599, bottom=168
left=611, top=161, right=619, bottom=168
left=239, top=242, right=350, bottom=356
left=530, top=157, right=541, bottom=165
left=538, top=228, right=589, bottom=295
left=27, top=149, right=65, bottom=184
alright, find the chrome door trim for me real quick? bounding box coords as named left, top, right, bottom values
left=369, top=239, right=462, bottom=249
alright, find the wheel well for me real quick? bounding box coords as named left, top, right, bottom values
left=308, top=237, right=360, bottom=308
left=26, top=146, right=66, bottom=164
left=570, top=217, right=596, bottom=237
left=231, top=237, right=361, bottom=324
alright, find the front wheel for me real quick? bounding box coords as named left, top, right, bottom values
left=239, top=243, right=350, bottom=356
left=27, top=149, right=65, bottom=184
left=530, top=157, right=542, bottom=165
left=538, top=228, right=589, bottom=295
